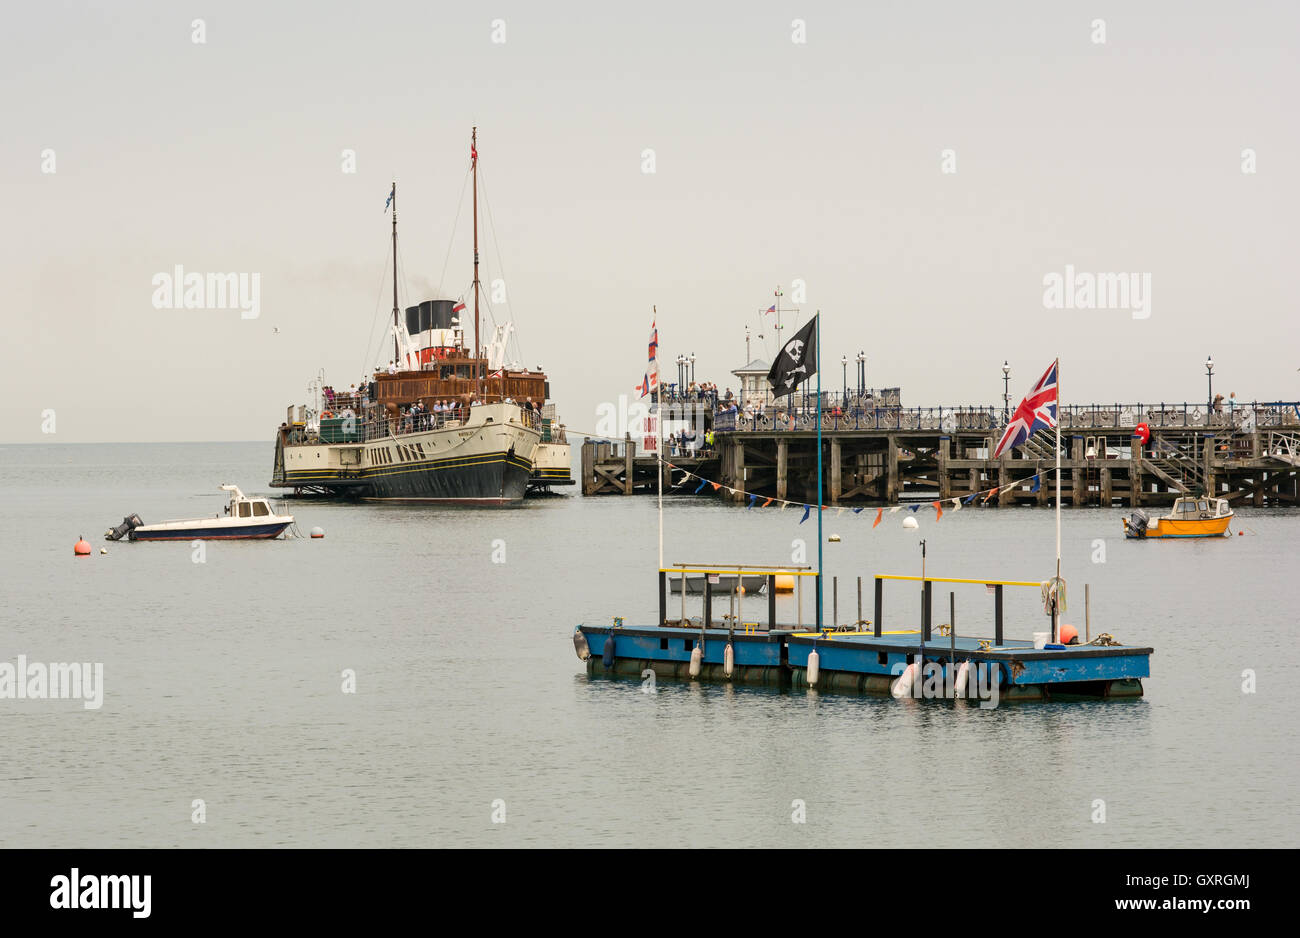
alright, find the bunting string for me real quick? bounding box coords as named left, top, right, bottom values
left=663, top=461, right=1063, bottom=525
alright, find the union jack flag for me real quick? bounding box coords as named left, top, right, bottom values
left=994, top=359, right=1058, bottom=457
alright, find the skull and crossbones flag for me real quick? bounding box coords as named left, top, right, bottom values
left=766, top=315, right=818, bottom=397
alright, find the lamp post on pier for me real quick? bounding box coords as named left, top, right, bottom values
left=1205, top=354, right=1215, bottom=415
left=1001, top=361, right=1011, bottom=423
left=856, top=351, right=865, bottom=399
left=689, top=353, right=696, bottom=386
left=841, top=354, right=848, bottom=404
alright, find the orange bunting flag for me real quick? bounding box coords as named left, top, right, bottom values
left=762, top=498, right=773, bottom=508
left=873, top=508, right=882, bottom=528
left=982, top=487, right=997, bottom=503
left=711, top=482, right=721, bottom=491
left=932, top=500, right=943, bottom=520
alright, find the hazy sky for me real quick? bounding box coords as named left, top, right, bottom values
left=2, top=1, right=1297, bottom=442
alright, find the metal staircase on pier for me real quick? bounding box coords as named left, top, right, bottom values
left=1266, top=431, right=1300, bottom=467
left=1147, top=436, right=1208, bottom=494
left=1017, top=435, right=1057, bottom=461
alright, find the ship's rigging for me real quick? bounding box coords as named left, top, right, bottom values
left=359, top=135, right=529, bottom=379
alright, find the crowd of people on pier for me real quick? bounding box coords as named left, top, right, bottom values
left=659, top=381, right=722, bottom=408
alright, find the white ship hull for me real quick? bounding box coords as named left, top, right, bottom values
left=273, top=403, right=540, bottom=505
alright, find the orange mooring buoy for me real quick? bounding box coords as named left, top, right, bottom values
left=1059, top=623, right=1079, bottom=644
left=73, top=536, right=91, bottom=556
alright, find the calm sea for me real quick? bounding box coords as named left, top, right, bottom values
left=1, top=442, right=1296, bottom=848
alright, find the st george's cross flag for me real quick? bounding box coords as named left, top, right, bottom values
left=766, top=315, right=818, bottom=397
left=636, top=317, right=659, bottom=398
left=994, top=359, right=1059, bottom=457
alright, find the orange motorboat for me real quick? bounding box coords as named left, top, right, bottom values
left=1123, top=496, right=1233, bottom=539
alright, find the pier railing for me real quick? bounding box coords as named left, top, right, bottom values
left=715, top=401, right=1300, bottom=434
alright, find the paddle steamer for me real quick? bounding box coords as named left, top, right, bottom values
left=269, top=129, right=568, bottom=504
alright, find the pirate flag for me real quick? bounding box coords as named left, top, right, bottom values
left=766, top=315, right=818, bottom=397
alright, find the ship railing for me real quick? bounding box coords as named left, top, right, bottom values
left=289, top=411, right=470, bottom=446
left=293, top=404, right=551, bottom=445
left=318, top=390, right=371, bottom=416
left=518, top=408, right=543, bottom=431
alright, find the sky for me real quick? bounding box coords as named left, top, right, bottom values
left=1, top=1, right=1297, bottom=443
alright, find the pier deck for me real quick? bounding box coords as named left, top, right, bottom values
left=582, top=403, right=1300, bottom=506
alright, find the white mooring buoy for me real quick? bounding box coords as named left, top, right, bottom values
left=310, top=526, right=324, bottom=539
left=902, top=516, right=919, bottom=530
left=689, top=644, right=703, bottom=679
left=806, top=648, right=820, bottom=688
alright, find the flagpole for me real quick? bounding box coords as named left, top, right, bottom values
left=391, top=182, right=399, bottom=368
left=1054, top=357, right=1061, bottom=644
left=656, top=310, right=664, bottom=572
left=816, top=311, right=823, bottom=630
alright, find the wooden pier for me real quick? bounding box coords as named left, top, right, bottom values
left=581, top=436, right=720, bottom=496
left=582, top=402, right=1300, bottom=506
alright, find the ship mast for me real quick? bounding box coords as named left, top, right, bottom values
left=391, top=181, right=399, bottom=368
left=472, top=126, right=481, bottom=399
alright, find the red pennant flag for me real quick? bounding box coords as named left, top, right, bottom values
left=932, top=500, right=943, bottom=521
left=872, top=508, right=882, bottom=528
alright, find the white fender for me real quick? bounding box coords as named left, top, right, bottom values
left=689, top=644, right=703, bottom=678
left=806, top=648, right=820, bottom=688
left=892, top=659, right=920, bottom=698
left=954, top=660, right=971, bottom=698
left=723, top=642, right=735, bottom=678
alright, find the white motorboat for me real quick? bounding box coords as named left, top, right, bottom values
left=106, top=485, right=294, bottom=541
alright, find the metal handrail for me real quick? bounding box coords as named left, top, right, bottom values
left=665, top=564, right=815, bottom=576
left=877, top=575, right=1042, bottom=587
left=716, top=401, right=1300, bottom=433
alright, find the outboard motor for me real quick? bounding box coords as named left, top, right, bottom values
left=105, top=514, right=142, bottom=541
left=1128, top=509, right=1149, bottom=538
